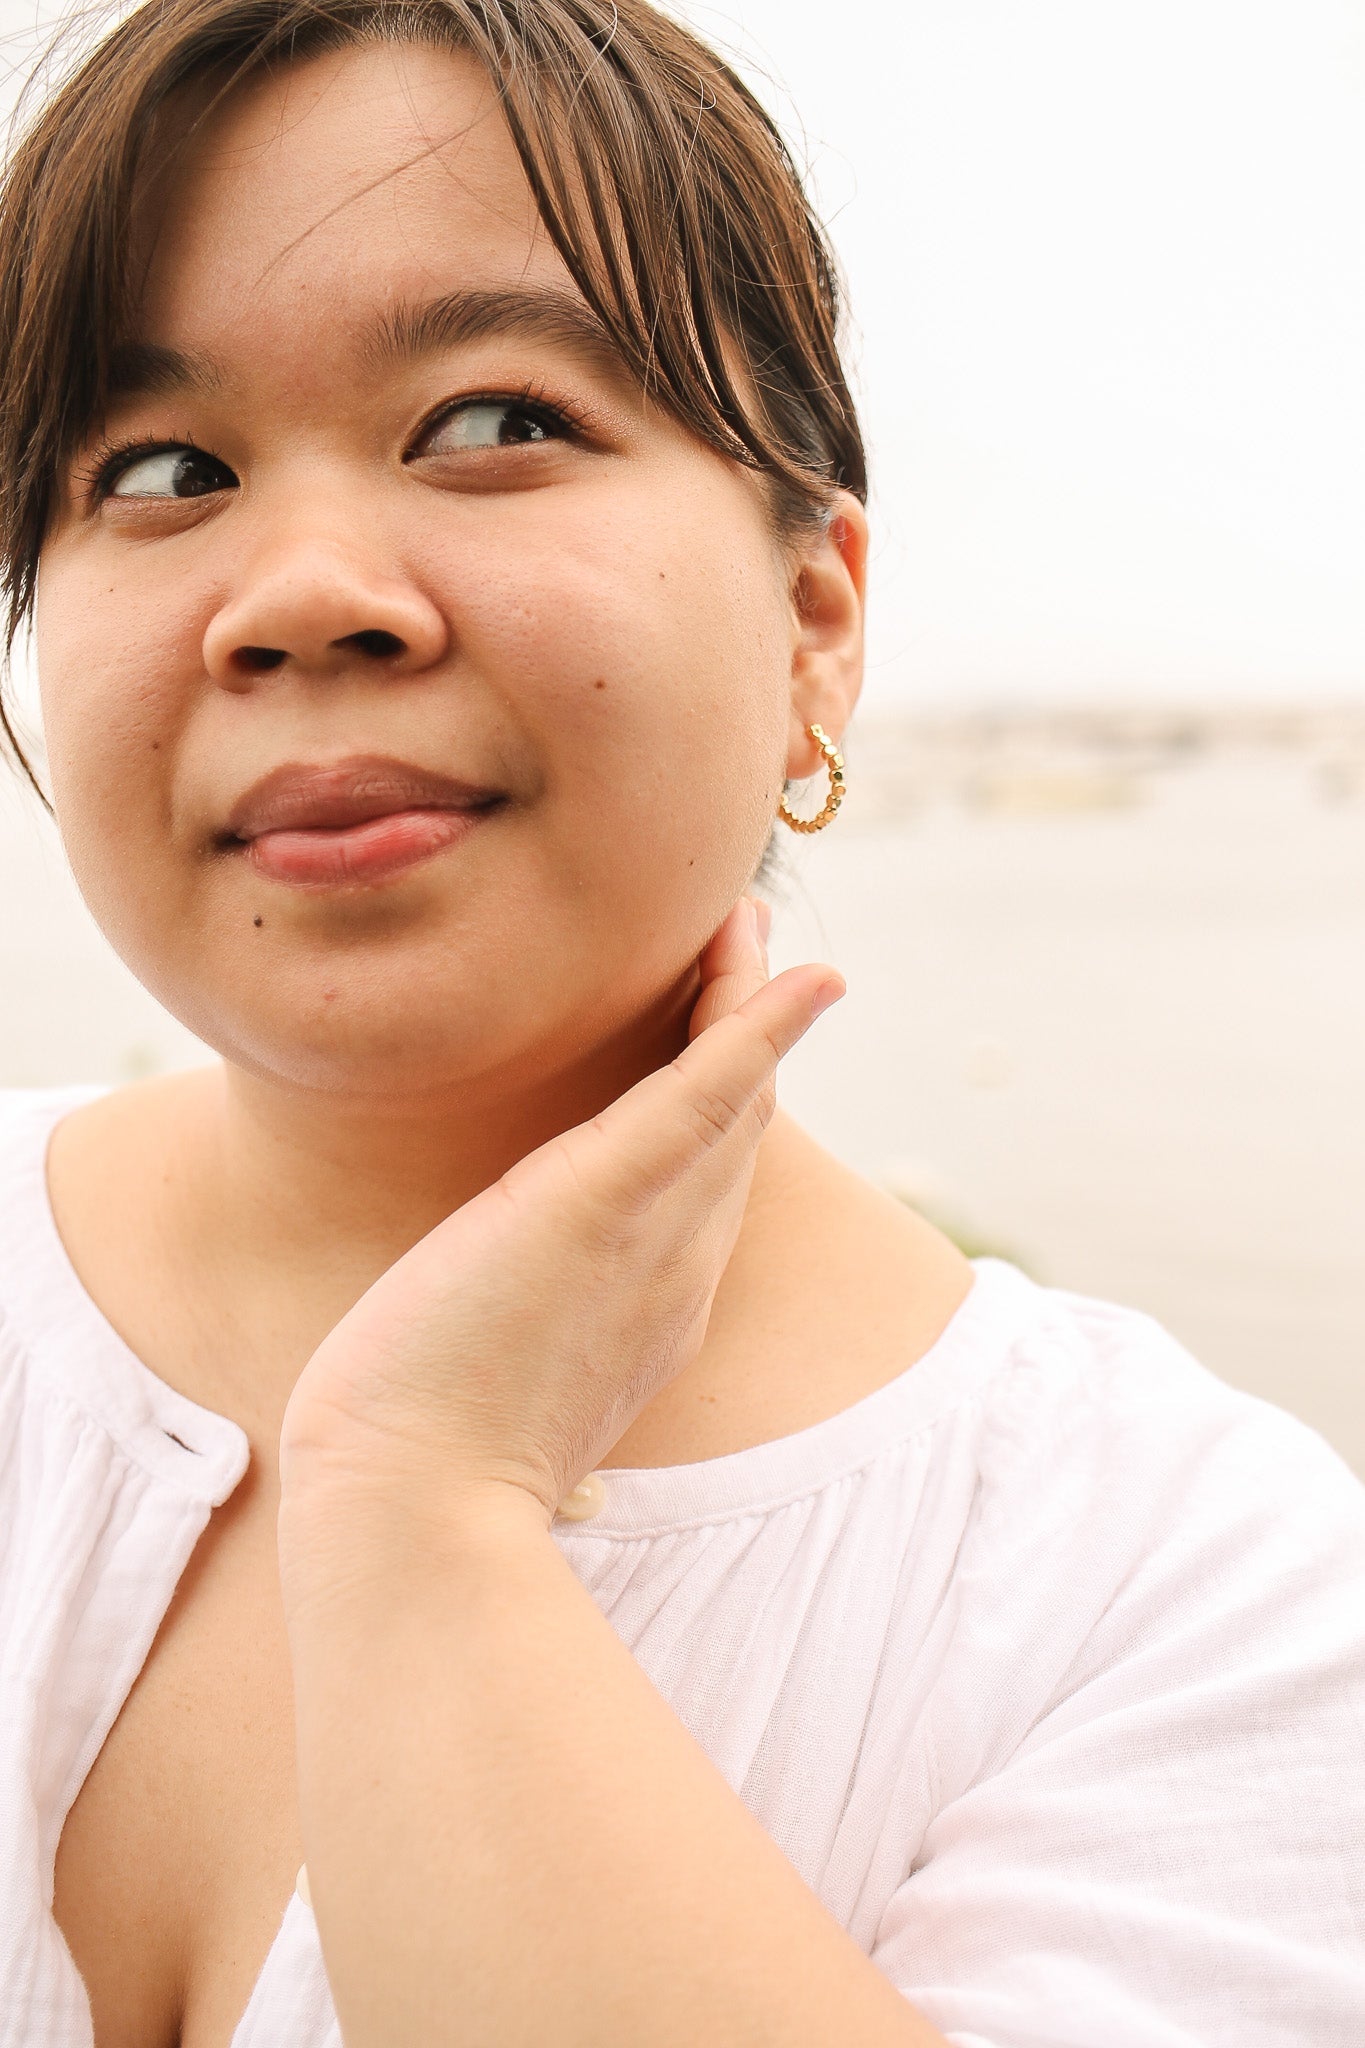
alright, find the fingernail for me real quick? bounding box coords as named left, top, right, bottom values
left=754, top=899, right=772, bottom=944
left=810, top=978, right=845, bottom=1021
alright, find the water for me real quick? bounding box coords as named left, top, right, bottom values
left=771, top=717, right=1365, bottom=1475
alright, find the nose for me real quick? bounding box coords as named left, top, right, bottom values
left=202, top=540, right=448, bottom=686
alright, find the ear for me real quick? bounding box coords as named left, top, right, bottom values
left=784, top=490, right=868, bottom=779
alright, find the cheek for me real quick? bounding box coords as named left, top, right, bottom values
left=26, top=472, right=793, bottom=1083
left=432, top=491, right=791, bottom=903
left=34, top=561, right=198, bottom=907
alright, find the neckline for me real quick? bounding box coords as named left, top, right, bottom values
left=0, top=1081, right=1040, bottom=1537
left=568, top=1256, right=1035, bottom=1536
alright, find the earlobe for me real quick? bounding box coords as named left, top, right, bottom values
left=786, top=490, right=867, bottom=778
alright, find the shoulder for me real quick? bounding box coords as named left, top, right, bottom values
left=0, top=1080, right=107, bottom=1341
left=0, top=1079, right=244, bottom=1512
left=0, top=1082, right=95, bottom=1337
left=970, top=1260, right=1362, bottom=1537
left=974, top=1261, right=1365, bottom=1597
left=875, top=1274, right=1365, bottom=2038
left=0, top=1083, right=110, bottom=1472
left=0, top=1080, right=109, bottom=1172
left=924, top=1263, right=1365, bottom=1779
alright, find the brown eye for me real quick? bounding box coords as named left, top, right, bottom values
left=110, top=447, right=237, bottom=499
left=418, top=399, right=560, bottom=455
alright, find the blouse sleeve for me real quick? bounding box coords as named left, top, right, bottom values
left=869, top=1328, right=1365, bottom=2048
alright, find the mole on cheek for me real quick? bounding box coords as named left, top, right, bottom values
left=253, top=915, right=263, bottom=928
left=593, top=678, right=606, bottom=690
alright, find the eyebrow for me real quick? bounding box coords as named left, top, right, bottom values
left=106, top=339, right=226, bottom=404
left=102, top=283, right=631, bottom=412
left=364, top=283, right=629, bottom=381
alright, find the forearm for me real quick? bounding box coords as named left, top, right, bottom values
left=280, top=1480, right=947, bottom=2048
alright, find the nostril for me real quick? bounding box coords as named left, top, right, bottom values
left=233, top=646, right=287, bottom=674
left=340, top=629, right=405, bottom=660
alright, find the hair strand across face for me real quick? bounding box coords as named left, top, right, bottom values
left=0, top=0, right=867, bottom=806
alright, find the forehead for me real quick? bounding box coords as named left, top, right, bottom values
left=137, top=39, right=569, bottom=354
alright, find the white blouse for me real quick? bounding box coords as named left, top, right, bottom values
left=2, top=1082, right=1363, bottom=2048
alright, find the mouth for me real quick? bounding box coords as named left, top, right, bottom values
left=219, top=755, right=507, bottom=890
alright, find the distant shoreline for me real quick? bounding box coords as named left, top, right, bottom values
left=851, top=700, right=1365, bottom=752
left=827, top=702, right=1365, bottom=821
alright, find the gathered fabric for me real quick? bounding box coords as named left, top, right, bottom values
left=2, top=1082, right=1363, bottom=2048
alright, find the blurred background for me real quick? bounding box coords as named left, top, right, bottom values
left=2, top=0, right=1363, bottom=1468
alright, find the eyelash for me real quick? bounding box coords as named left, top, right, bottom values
left=75, top=382, right=596, bottom=503
left=409, top=380, right=594, bottom=459
left=74, top=429, right=208, bottom=503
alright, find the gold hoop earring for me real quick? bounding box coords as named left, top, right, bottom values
left=777, top=723, right=845, bottom=833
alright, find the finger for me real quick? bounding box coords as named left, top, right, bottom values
left=574, top=960, right=845, bottom=1216
left=687, top=896, right=769, bottom=1043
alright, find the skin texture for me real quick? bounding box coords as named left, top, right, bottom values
left=41, top=41, right=843, bottom=1107
left=37, top=39, right=968, bottom=2048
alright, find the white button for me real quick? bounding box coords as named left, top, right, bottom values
left=296, top=1863, right=312, bottom=1907
left=555, top=1472, right=607, bottom=1522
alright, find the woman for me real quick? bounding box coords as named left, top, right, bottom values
left=0, top=3, right=1360, bottom=2044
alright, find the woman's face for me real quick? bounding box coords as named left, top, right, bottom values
left=37, top=40, right=862, bottom=1100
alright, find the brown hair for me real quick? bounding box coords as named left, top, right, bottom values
left=0, top=0, right=866, bottom=807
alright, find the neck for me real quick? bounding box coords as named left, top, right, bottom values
left=105, top=963, right=796, bottom=1434
left=47, top=1034, right=966, bottom=1488
left=208, top=1000, right=695, bottom=1272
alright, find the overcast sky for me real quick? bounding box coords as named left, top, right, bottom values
left=687, top=0, right=1365, bottom=707
left=3, top=0, right=1362, bottom=710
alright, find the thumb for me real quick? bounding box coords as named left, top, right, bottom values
left=687, top=896, right=772, bottom=1043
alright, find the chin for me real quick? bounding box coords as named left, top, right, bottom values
left=167, top=959, right=611, bottom=1108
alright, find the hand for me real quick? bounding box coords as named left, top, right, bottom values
left=277, top=897, right=845, bottom=1529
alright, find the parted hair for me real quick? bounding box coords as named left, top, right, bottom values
left=0, top=0, right=867, bottom=801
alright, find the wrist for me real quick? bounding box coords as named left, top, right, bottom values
left=277, top=1457, right=554, bottom=1622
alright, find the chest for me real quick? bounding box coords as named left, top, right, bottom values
left=51, top=1477, right=304, bottom=2048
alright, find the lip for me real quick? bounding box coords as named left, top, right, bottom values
left=246, top=806, right=493, bottom=888
left=222, top=754, right=503, bottom=841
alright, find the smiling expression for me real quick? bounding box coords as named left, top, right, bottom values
left=36, top=39, right=858, bottom=1100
